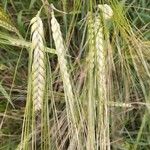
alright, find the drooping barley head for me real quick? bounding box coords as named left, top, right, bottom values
left=51, top=9, right=80, bottom=148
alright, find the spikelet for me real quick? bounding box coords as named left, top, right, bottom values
left=31, top=13, right=46, bottom=112
left=94, top=4, right=113, bottom=150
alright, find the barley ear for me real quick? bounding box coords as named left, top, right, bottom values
left=51, top=10, right=75, bottom=117
left=31, top=12, right=46, bottom=112
left=94, top=4, right=113, bottom=150
left=85, top=12, right=96, bottom=150
left=51, top=9, right=80, bottom=147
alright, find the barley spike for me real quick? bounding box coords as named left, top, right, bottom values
left=31, top=13, right=46, bottom=112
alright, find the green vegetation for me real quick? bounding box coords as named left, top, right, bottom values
left=0, top=0, right=150, bottom=149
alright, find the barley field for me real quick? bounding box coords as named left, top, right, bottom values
left=0, top=0, right=150, bottom=150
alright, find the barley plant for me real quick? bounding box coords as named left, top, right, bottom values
left=0, top=0, right=150, bottom=150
